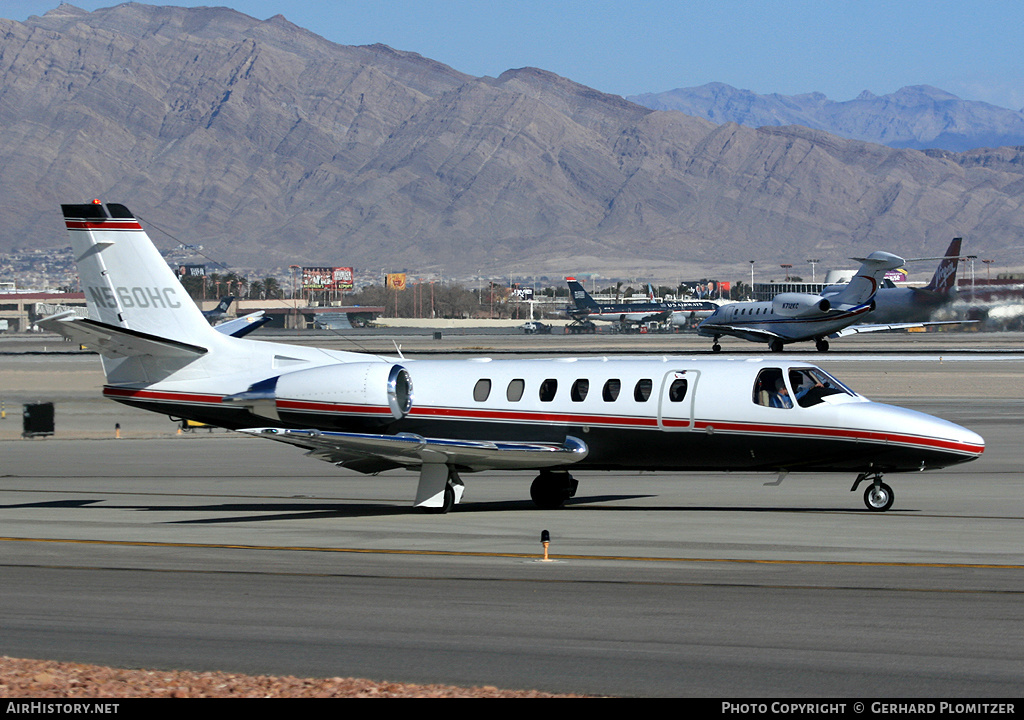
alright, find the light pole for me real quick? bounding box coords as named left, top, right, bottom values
left=807, top=258, right=821, bottom=284
left=749, top=260, right=754, bottom=298
left=982, top=259, right=994, bottom=281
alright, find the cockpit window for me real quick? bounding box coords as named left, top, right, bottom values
left=788, top=368, right=853, bottom=407
left=753, top=368, right=790, bottom=408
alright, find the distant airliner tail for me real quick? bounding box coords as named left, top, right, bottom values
left=923, top=238, right=962, bottom=295
left=566, top=278, right=600, bottom=311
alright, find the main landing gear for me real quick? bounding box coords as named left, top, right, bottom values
left=530, top=469, right=579, bottom=509
left=815, top=338, right=830, bottom=352
left=416, top=465, right=465, bottom=514
left=851, top=471, right=895, bottom=511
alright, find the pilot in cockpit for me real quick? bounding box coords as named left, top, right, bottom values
left=770, top=378, right=793, bottom=408
left=789, top=369, right=828, bottom=407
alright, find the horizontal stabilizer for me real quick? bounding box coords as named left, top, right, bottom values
left=238, top=427, right=588, bottom=474
left=214, top=311, right=271, bottom=338
left=37, top=312, right=208, bottom=358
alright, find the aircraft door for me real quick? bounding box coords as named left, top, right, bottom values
left=658, top=370, right=698, bottom=430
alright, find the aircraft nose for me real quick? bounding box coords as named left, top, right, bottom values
left=865, top=403, right=985, bottom=467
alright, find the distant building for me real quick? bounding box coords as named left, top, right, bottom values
left=0, top=291, right=86, bottom=332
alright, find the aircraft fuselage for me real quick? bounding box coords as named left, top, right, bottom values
left=106, top=353, right=983, bottom=476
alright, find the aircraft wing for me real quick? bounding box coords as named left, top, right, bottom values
left=238, top=427, right=589, bottom=474
left=697, top=322, right=785, bottom=344
left=37, top=312, right=208, bottom=358
left=829, top=320, right=975, bottom=338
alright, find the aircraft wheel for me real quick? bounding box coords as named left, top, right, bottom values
left=816, top=339, right=830, bottom=352
left=863, top=482, right=895, bottom=512
left=712, top=343, right=722, bottom=352
left=769, top=339, right=784, bottom=352
left=530, top=472, right=578, bottom=510
left=422, top=483, right=456, bottom=514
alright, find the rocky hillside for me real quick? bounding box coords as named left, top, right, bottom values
left=1, top=3, right=1022, bottom=277
left=628, top=83, right=1024, bottom=152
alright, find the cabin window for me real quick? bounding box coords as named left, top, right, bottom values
left=602, top=379, right=621, bottom=401
left=571, top=379, right=589, bottom=402
left=634, top=378, right=653, bottom=402
left=668, top=378, right=688, bottom=402
left=539, top=379, right=558, bottom=402
left=473, top=379, right=491, bottom=402
left=753, top=368, right=790, bottom=409
left=507, top=379, right=525, bottom=402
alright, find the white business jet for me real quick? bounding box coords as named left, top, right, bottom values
left=41, top=202, right=984, bottom=513
left=697, top=251, right=955, bottom=352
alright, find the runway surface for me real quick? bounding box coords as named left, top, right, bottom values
left=1, top=331, right=1022, bottom=696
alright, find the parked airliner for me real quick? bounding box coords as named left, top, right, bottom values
left=566, top=278, right=718, bottom=329
left=41, top=202, right=984, bottom=513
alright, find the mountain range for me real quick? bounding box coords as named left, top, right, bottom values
left=627, top=83, right=1024, bottom=152
left=1, top=3, right=1022, bottom=280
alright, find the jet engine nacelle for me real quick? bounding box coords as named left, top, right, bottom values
left=772, top=293, right=831, bottom=318
left=228, top=362, right=413, bottom=423
left=770, top=292, right=831, bottom=317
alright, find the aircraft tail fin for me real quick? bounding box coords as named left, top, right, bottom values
left=828, top=251, right=905, bottom=307
left=206, top=296, right=235, bottom=316
left=923, top=238, right=962, bottom=294
left=62, top=201, right=217, bottom=344
left=566, top=278, right=600, bottom=310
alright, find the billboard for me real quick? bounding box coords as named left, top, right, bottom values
left=386, top=273, right=407, bottom=290
left=510, top=284, right=534, bottom=301
left=333, top=267, right=354, bottom=291
left=178, top=264, right=206, bottom=278
left=303, top=267, right=354, bottom=290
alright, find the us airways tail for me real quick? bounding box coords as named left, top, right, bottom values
left=566, top=278, right=601, bottom=313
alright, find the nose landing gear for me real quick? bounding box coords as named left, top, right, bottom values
left=851, top=471, right=895, bottom=511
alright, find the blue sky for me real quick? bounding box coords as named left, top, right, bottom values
left=7, top=1, right=1024, bottom=110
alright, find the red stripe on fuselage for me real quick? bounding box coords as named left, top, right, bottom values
left=102, top=387, right=982, bottom=457
left=66, top=221, right=143, bottom=231
left=689, top=419, right=982, bottom=456
left=408, top=405, right=659, bottom=427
